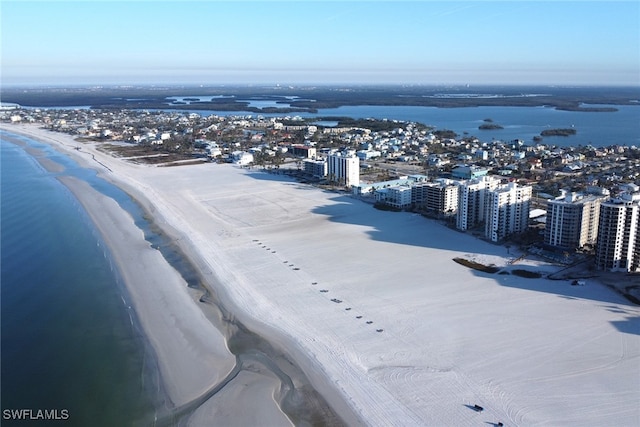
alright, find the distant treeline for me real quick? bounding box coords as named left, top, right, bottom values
left=2, top=85, right=637, bottom=112
left=540, top=128, right=577, bottom=137
left=309, top=116, right=433, bottom=132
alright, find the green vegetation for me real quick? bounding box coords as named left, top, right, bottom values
left=452, top=258, right=500, bottom=274
left=307, top=116, right=431, bottom=133
left=540, top=128, right=577, bottom=137
left=252, top=149, right=285, bottom=169
left=373, top=202, right=402, bottom=212
left=2, top=85, right=636, bottom=112
left=479, top=123, right=504, bottom=130
left=433, top=129, right=458, bottom=140
left=511, top=269, right=542, bottom=278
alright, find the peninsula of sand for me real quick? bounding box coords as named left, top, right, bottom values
left=3, top=123, right=639, bottom=426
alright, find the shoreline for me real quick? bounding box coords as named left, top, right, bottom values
left=1, top=126, right=340, bottom=425
left=57, top=176, right=236, bottom=402
left=2, top=123, right=638, bottom=426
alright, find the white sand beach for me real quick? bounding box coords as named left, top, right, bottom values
left=3, top=123, right=639, bottom=426
left=58, top=176, right=236, bottom=406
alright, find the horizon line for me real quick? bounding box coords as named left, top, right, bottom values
left=3, top=82, right=640, bottom=89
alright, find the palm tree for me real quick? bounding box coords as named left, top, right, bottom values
left=272, top=151, right=284, bottom=169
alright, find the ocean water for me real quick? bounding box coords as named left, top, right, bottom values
left=0, top=131, right=341, bottom=426
left=0, top=135, right=160, bottom=426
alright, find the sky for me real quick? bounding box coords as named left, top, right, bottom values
left=1, top=0, right=639, bottom=87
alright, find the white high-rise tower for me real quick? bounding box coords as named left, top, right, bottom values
left=327, top=152, right=359, bottom=187
left=484, top=182, right=532, bottom=242
left=595, top=192, right=640, bottom=272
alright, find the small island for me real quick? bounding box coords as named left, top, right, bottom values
left=479, top=123, right=504, bottom=130
left=540, top=128, right=577, bottom=137
left=479, top=118, right=504, bottom=130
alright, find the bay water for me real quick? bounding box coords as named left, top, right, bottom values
left=307, top=104, right=640, bottom=147
left=151, top=103, right=640, bottom=148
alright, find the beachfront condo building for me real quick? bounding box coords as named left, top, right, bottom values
left=456, top=176, right=501, bottom=231
left=303, top=158, right=328, bottom=179
left=485, top=182, right=532, bottom=242
left=595, top=192, right=640, bottom=272
left=544, top=191, right=606, bottom=251
left=413, top=179, right=460, bottom=217
left=375, top=185, right=413, bottom=209
left=352, top=175, right=428, bottom=197
left=327, top=152, right=360, bottom=187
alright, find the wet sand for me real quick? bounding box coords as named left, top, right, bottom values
left=2, top=123, right=638, bottom=426
left=2, top=125, right=339, bottom=426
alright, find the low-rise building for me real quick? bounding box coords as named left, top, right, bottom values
left=375, top=185, right=413, bottom=209
left=356, top=149, right=382, bottom=160
left=352, top=175, right=428, bottom=197
left=231, top=151, right=254, bottom=165
left=452, top=165, right=490, bottom=180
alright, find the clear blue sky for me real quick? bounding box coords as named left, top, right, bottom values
left=2, top=1, right=639, bottom=86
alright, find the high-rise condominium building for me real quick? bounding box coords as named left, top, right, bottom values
left=595, top=192, right=640, bottom=272
left=327, top=152, right=359, bottom=187
left=545, top=192, right=606, bottom=251
left=485, top=182, right=532, bottom=242
left=413, top=179, right=459, bottom=216
left=456, top=176, right=501, bottom=231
